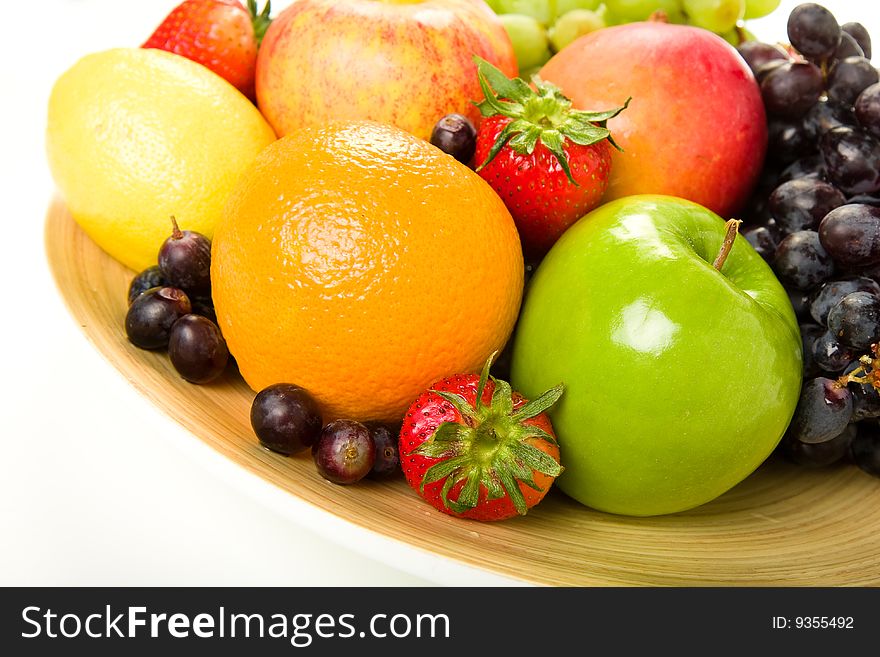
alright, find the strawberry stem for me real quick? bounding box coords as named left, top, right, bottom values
left=472, top=57, right=629, bottom=185
left=411, top=353, right=564, bottom=516
left=248, top=0, right=272, bottom=46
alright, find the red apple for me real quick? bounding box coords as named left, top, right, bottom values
left=256, top=0, right=517, bottom=140
left=540, top=21, right=767, bottom=218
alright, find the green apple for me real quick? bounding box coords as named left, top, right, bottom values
left=510, top=195, right=803, bottom=516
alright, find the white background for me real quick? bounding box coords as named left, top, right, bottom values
left=1, top=0, right=877, bottom=587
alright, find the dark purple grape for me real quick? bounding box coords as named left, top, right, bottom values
left=818, top=203, right=880, bottom=268
left=767, top=118, right=815, bottom=164
left=124, top=286, right=191, bottom=349
left=779, top=423, right=855, bottom=467
left=842, top=360, right=880, bottom=421
left=768, top=178, right=846, bottom=233
left=742, top=193, right=775, bottom=227
left=366, top=423, right=400, bottom=478
left=846, top=193, right=880, bottom=206
left=754, top=164, right=785, bottom=197
left=743, top=225, right=777, bottom=262
left=841, top=22, right=871, bottom=60
left=809, top=276, right=880, bottom=325
left=127, top=266, right=167, bottom=305
left=859, top=258, right=880, bottom=285
left=854, top=83, right=880, bottom=139
left=789, top=291, right=812, bottom=324
left=787, top=3, right=841, bottom=62
left=853, top=392, right=880, bottom=422
left=819, top=126, right=880, bottom=196
left=755, top=58, right=789, bottom=83
left=785, top=376, right=853, bottom=444
left=826, top=291, right=880, bottom=349
left=312, top=420, right=375, bottom=485
left=850, top=421, right=880, bottom=476
left=831, top=31, right=865, bottom=62
left=761, top=61, right=824, bottom=119
left=168, top=314, right=229, bottom=384
left=189, top=295, right=217, bottom=323
left=430, top=114, right=477, bottom=165
left=778, top=154, right=826, bottom=184
left=762, top=216, right=783, bottom=239
left=158, top=217, right=212, bottom=295
left=826, top=56, right=879, bottom=106
left=800, top=322, right=825, bottom=378
left=773, top=230, right=835, bottom=289
left=801, top=100, right=854, bottom=142
left=736, top=41, right=790, bottom=77
left=251, top=384, right=323, bottom=456
left=811, top=329, right=856, bottom=373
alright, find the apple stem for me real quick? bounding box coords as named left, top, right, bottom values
left=712, top=219, right=742, bottom=272
left=648, top=10, right=669, bottom=23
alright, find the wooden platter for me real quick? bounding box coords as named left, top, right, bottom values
left=45, top=198, right=880, bottom=586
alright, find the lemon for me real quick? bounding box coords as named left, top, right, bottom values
left=46, top=48, right=276, bottom=272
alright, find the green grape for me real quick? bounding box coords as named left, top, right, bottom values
left=738, top=24, right=756, bottom=41
left=682, top=0, right=745, bottom=34
left=604, top=0, right=687, bottom=25
left=720, top=24, right=757, bottom=46
left=500, top=13, right=553, bottom=72
left=720, top=28, right=737, bottom=46
left=742, top=0, right=780, bottom=20
left=483, top=0, right=502, bottom=12
left=549, top=8, right=608, bottom=52
left=496, top=0, right=552, bottom=26
left=552, top=0, right=604, bottom=22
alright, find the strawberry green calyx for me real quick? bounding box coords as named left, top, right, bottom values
left=247, top=0, right=272, bottom=46
left=473, top=56, right=630, bottom=185
left=411, top=354, right=564, bottom=516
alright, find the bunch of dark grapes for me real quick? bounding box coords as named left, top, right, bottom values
left=125, top=217, right=229, bottom=384
left=736, top=3, right=880, bottom=478
left=250, top=383, right=400, bottom=483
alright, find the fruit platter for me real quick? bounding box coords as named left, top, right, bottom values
left=43, top=0, right=880, bottom=585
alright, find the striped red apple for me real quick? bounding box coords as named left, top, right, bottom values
left=255, top=0, right=517, bottom=140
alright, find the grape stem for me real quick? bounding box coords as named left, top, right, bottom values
left=712, top=219, right=742, bottom=271
left=169, top=215, right=183, bottom=241
left=836, top=346, right=880, bottom=390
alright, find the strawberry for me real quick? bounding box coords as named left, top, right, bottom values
left=399, top=355, right=563, bottom=522
left=142, top=0, right=272, bottom=100
left=472, top=57, right=629, bottom=260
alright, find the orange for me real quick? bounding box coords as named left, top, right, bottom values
left=211, top=121, right=523, bottom=422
